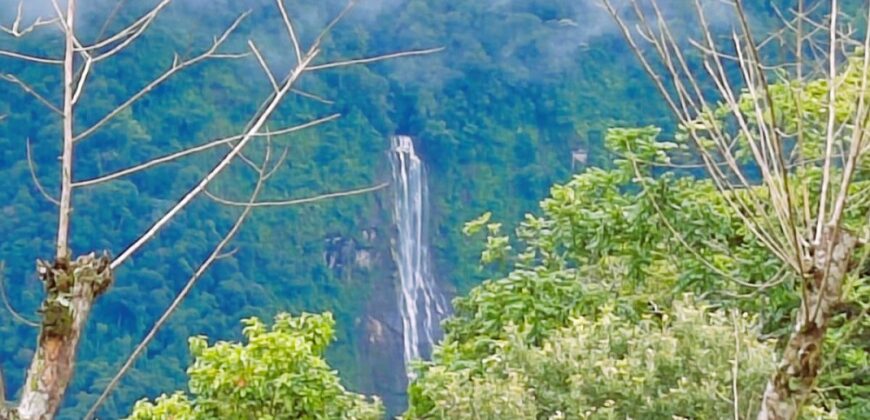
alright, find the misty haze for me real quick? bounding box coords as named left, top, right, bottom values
left=0, top=1, right=868, bottom=419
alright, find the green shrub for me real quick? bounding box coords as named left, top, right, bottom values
left=128, top=312, right=382, bottom=420
left=408, top=296, right=776, bottom=419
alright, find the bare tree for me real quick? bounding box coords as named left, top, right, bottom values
left=604, top=0, right=868, bottom=419
left=0, top=0, right=439, bottom=418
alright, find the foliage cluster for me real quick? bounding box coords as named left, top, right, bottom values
left=408, top=104, right=868, bottom=417
left=408, top=297, right=776, bottom=419
left=127, top=312, right=382, bottom=420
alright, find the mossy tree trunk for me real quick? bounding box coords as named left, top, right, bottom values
left=758, top=228, right=858, bottom=420
left=15, top=254, right=113, bottom=420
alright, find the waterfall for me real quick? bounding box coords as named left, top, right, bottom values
left=389, top=135, right=446, bottom=375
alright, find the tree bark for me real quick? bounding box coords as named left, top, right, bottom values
left=55, top=0, right=76, bottom=262
left=15, top=254, right=113, bottom=420
left=0, top=364, right=15, bottom=419
left=758, top=227, right=858, bottom=420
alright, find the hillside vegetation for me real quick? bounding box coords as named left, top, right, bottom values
left=0, top=0, right=867, bottom=419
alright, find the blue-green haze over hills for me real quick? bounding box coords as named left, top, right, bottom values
left=1, top=1, right=867, bottom=418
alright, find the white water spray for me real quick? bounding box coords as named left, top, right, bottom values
left=389, top=135, right=446, bottom=375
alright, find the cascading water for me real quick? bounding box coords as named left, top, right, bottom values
left=389, top=135, right=447, bottom=376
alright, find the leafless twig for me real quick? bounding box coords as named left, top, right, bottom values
left=276, top=0, right=302, bottom=64
left=0, top=2, right=58, bottom=38
left=0, top=263, right=39, bottom=327
left=73, top=114, right=340, bottom=188
left=0, top=74, right=63, bottom=115
left=84, top=148, right=270, bottom=420
left=73, top=12, right=251, bottom=144
left=308, top=47, right=445, bottom=71
left=26, top=139, right=61, bottom=206
left=204, top=182, right=389, bottom=208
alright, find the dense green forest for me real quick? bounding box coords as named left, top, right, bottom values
left=1, top=0, right=868, bottom=419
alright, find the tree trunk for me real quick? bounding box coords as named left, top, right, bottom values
left=15, top=254, right=113, bottom=420
left=758, top=227, right=858, bottom=420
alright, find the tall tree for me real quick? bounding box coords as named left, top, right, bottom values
left=604, top=1, right=869, bottom=418
left=0, top=1, right=437, bottom=418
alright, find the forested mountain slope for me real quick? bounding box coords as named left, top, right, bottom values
left=0, top=0, right=827, bottom=418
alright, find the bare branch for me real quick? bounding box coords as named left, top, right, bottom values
left=78, top=0, right=172, bottom=60
left=88, top=15, right=170, bottom=63
left=291, top=88, right=335, bottom=104
left=73, top=12, right=250, bottom=144
left=0, top=49, right=62, bottom=64
left=308, top=47, right=445, bottom=71
left=55, top=0, right=76, bottom=261
left=215, top=247, right=241, bottom=260
left=248, top=40, right=278, bottom=92
left=276, top=0, right=302, bottom=64
left=731, top=310, right=741, bottom=420
left=94, top=0, right=128, bottom=43
left=46, top=0, right=95, bottom=107
left=313, top=0, right=358, bottom=48
left=0, top=2, right=59, bottom=38
left=803, top=10, right=870, bottom=368
left=728, top=30, right=803, bottom=270
left=72, top=114, right=340, bottom=188
left=0, top=74, right=63, bottom=115
left=602, top=0, right=793, bottom=264
left=109, top=48, right=320, bottom=271
left=0, top=262, right=39, bottom=327
left=815, top=0, right=840, bottom=241
left=607, top=1, right=869, bottom=418
left=70, top=55, right=92, bottom=105
left=263, top=145, right=291, bottom=180
left=26, top=139, right=61, bottom=206
left=794, top=0, right=813, bottom=237
left=205, top=182, right=389, bottom=208
left=694, top=1, right=799, bottom=266
left=625, top=149, right=769, bottom=290
left=733, top=0, right=805, bottom=273
left=827, top=10, right=870, bottom=231
left=84, top=144, right=270, bottom=420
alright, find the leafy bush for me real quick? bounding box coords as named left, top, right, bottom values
left=127, top=312, right=382, bottom=420
left=408, top=296, right=776, bottom=419
left=408, top=120, right=868, bottom=417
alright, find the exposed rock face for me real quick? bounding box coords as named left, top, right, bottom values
left=323, top=236, right=354, bottom=272
left=355, top=250, right=373, bottom=270
left=358, top=284, right=407, bottom=414
left=323, top=229, right=380, bottom=274
left=322, top=220, right=408, bottom=415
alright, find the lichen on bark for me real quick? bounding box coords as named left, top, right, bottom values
left=15, top=252, right=113, bottom=420
left=758, top=227, right=859, bottom=420
left=36, top=253, right=113, bottom=338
